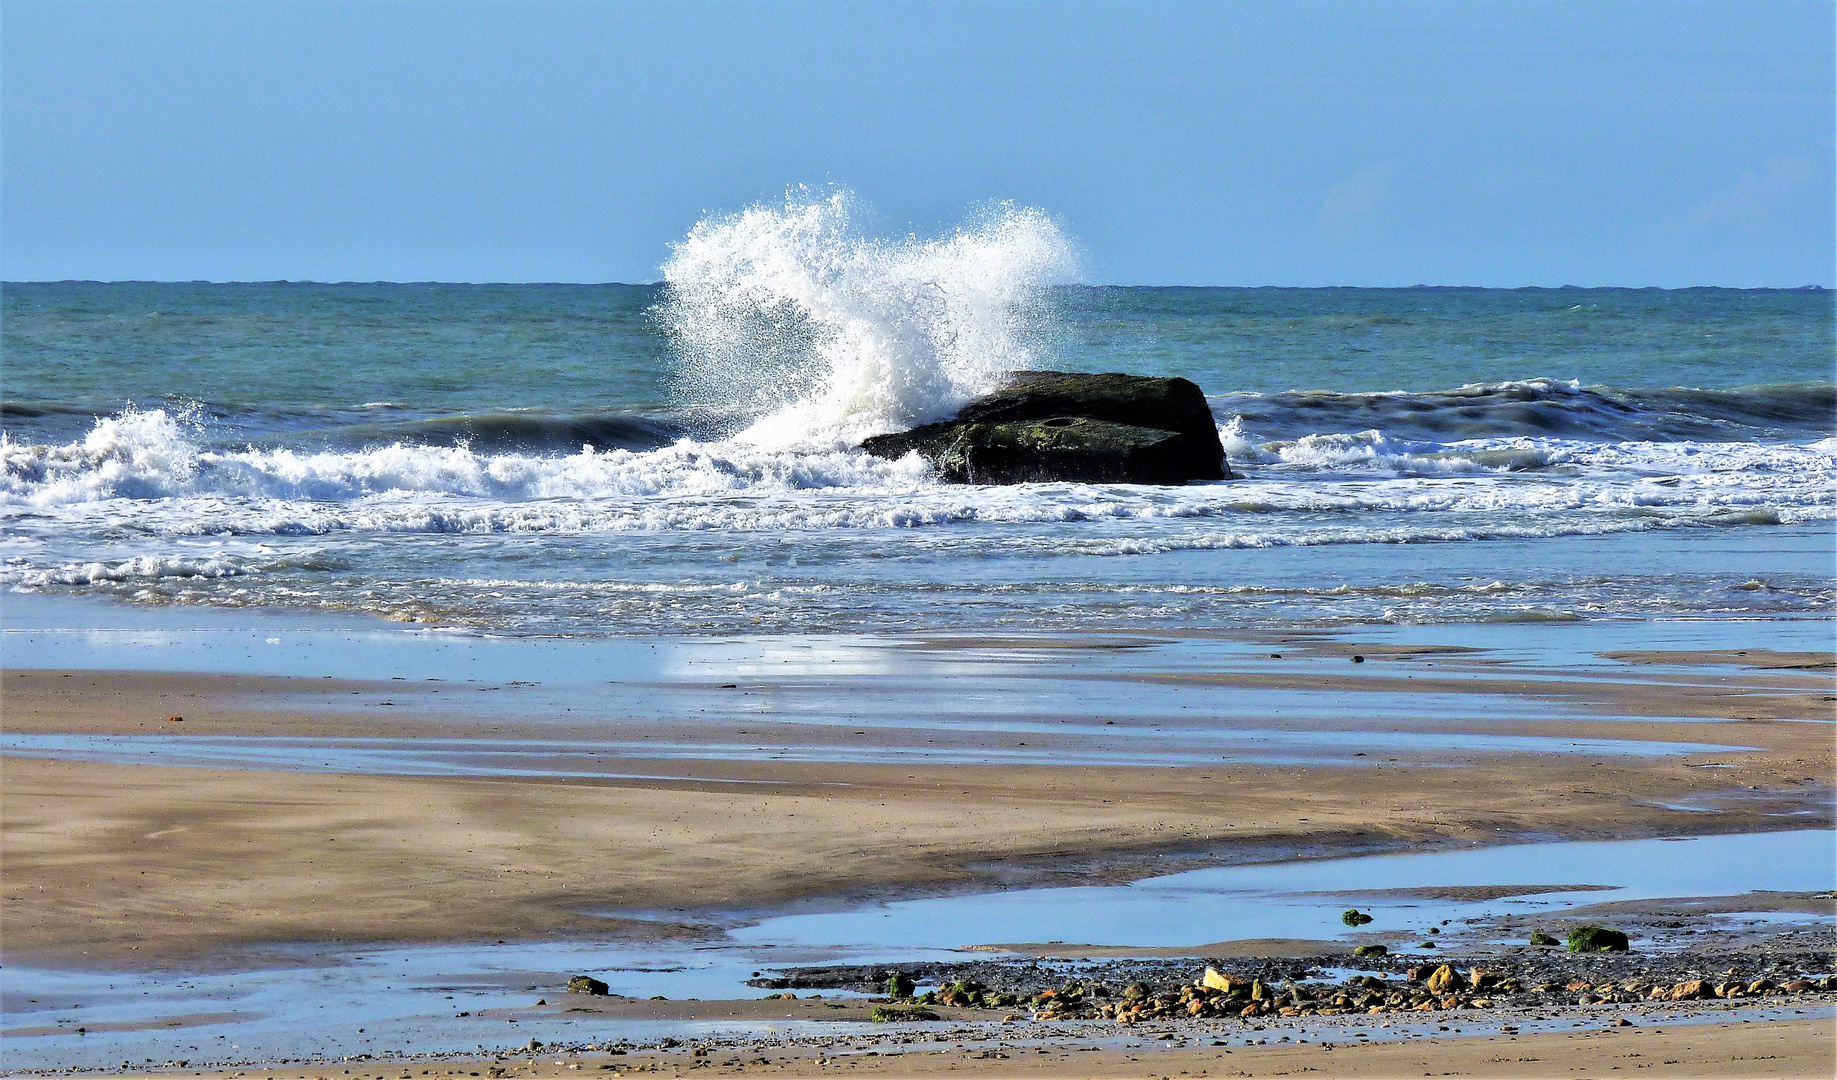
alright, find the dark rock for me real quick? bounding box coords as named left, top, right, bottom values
left=859, top=370, right=1228, bottom=484
left=1568, top=926, right=1630, bottom=953
left=1529, top=930, right=1559, bottom=946
left=885, top=972, right=915, bottom=1000
left=933, top=417, right=1199, bottom=485
left=566, top=975, right=609, bottom=996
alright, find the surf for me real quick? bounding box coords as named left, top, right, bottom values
left=659, top=188, right=1076, bottom=450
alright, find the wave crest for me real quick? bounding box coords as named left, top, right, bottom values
left=660, top=189, right=1075, bottom=449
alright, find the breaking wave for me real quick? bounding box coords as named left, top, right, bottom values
left=3, top=400, right=1833, bottom=522
left=660, top=189, right=1076, bottom=449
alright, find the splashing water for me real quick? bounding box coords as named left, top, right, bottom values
left=660, top=190, right=1077, bottom=449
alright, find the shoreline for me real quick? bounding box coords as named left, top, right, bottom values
left=7, top=990, right=1835, bottom=1078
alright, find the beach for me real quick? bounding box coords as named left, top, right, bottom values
left=3, top=629, right=1833, bottom=969
left=3, top=601, right=1833, bottom=1074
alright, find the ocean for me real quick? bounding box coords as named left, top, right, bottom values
left=3, top=206, right=1833, bottom=637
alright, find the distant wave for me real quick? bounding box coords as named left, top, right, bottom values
left=1216, top=379, right=1836, bottom=445
left=319, top=411, right=683, bottom=453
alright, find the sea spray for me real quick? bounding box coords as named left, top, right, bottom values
left=659, top=189, right=1076, bottom=449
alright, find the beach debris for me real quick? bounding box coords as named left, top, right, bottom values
left=1353, top=944, right=1388, bottom=957
left=1567, top=925, right=1631, bottom=952
left=567, top=975, right=609, bottom=996
left=860, top=370, right=1229, bottom=485
left=164, top=715, right=184, bottom=722
left=1528, top=930, right=1559, bottom=946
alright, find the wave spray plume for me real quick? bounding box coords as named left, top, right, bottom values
left=660, top=189, right=1076, bottom=450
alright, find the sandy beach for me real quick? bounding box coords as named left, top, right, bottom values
left=48, top=1016, right=1837, bottom=1079
left=4, top=639, right=1830, bottom=969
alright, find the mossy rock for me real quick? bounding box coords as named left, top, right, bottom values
left=1568, top=926, right=1630, bottom=952
left=1342, top=909, right=1375, bottom=926
left=869, top=1005, right=939, bottom=1023
left=885, top=972, right=915, bottom=999
left=566, top=975, right=609, bottom=996
left=1529, top=930, right=1559, bottom=946
left=1352, top=944, right=1388, bottom=957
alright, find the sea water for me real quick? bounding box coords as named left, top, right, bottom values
left=3, top=198, right=1834, bottom=635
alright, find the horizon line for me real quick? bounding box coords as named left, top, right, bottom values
left=2, top=280, right=1830, bottom=292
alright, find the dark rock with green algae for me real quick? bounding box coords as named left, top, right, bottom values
left=869, top=1004, right=939, bottom=1023
left=1568, top=926, right=1631, bottom=952
left=566, top=975, right=610, bottom=995
left=860, top=370, right=1228, bottom=484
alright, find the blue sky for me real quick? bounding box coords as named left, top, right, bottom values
left=3, top=1, right=1831, bottom=286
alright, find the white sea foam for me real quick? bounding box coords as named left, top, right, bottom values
left=660, top=189, right=1075, bottom=449
left=3, top=406, right=1834, bottom=534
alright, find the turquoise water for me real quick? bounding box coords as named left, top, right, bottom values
left=4, top=284, right=1832, bottom=432
left=3, top=279, right=1833, bottom=635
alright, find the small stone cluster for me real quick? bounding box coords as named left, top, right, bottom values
left=864, top=963, right=1837, bottom=1024
left=1095, top=966, right=1531, bottom=1022
left=884, top=975, right=1032, bottom=1013
left=1565, top=974, right=1833, bottom=1005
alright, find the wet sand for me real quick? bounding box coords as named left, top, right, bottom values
left=3, top=642, right=1831, bottom=968
left=54, top=1015, right=1837, bottom=1079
